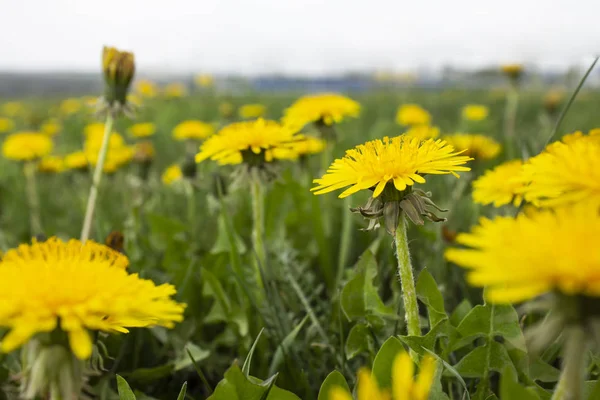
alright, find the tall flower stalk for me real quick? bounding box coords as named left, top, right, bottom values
left=23, top=161, right=43, bottom=235
left=551, top=325, right=587, bottom=400
left=250, top=171, right=267, bottom=287
left=394, top=214, right=420, bottom=338
left=501, top=64, right=524, bottom=159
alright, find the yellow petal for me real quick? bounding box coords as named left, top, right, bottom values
left=392, top=351, right=414, bottom=400
left=358, top=368, right=384, bottom=400
left=329, top=387, right=352, bottom=400
left=413, top=356, right=436, bottom=400
left=68, top=328, right=93, bottom=359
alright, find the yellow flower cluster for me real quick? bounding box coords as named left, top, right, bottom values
left=2, top=132, right=53, bottom=161
left=283, top=93, right=360, bottom=130
left=84, top=124, right=134, bottom=173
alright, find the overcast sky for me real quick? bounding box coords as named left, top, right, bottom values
left=1, top=0, right=598, bottom=75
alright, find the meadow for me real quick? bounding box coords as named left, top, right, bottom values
left=0, top=56, right=599, bottom=400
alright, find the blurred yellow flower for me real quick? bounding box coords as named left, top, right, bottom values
left=282, top=93, right=360, bottom=129
left=59, top=98, right=82, bottom=115
left=461, top=104, right=489, bottom=121
left=195, top=74, right=214, bottom=87
left=558, top=128, right=600, bottom=146
left=403, top=125, right=440, bottom=142
left=163, top=82, right=188, bottom=98
left=396, top=104, right=431, bottom=126
left=127, top=94, right=142, bottom=107
left=522, top=137, right=600, bottom=208
left=40, top=119, right=61, bottom=136
left=2, top=132, right=53, bottom=161
left=443, top=134, right=501, bottom=160
left=103, top=146, right=135, bottom=173
left=128, top=122, right=156, bottom=138
left=239, top=103, right=267, bottom=119
left=543, top=91, right=563, bottom=115
left=472, top=160, right=525, bottom=207
left=445, top=201, right=600, bottom=303
left=133, top=141, right=155, bottom=163
left=0, top=117, right=15, bottom=133
left=0, top=237, right=185, bottom=359
left=196, top=119, right=303, bottom=166
left=64, top=151, right=89, bottom=170
left=271, top=136, right=326, bottom=160
left=81, top=96, right=98, bottom=108
left=312, top=136, right=472, bottom=198
left=83, top=127, right=133, bottom=172
left=38, top=156, right=65, bottom=174
left=330, top=352, right=436, bottom=400
left=135, top=79, right=159, bottom=98
left=1, top=102, right=25, bottom=117
left=162, top=164, right=183, bottom=185
left=172, top=120, right=215, bottom=141
left=501, top=64, right=524, bottom=81
left=219, top=102, right=235, bottom=118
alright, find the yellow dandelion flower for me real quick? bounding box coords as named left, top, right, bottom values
left=127, top=94, right=142, bottom=107
left=472, top=160, right=525, bottom=207
left=445, top=201, right=600, bottom=303
left=104, top=146, right=135, bottom=173
left=461, top=104, right=489, bottom=121
left=38, top=156, right=65, bottom=174
left=133, top=141, right=155, bottom=163
left=0, top=237, right=185, bottom=359
left=0, top=117, right=15, bottom=133
left=559, top=128, right=600, bottom=146
left=40, top=119, right=61, bottom=136
left=312, top=136, right=472, bottom=199
left=282, top=93, right=360, bottom=130
left=442, top=134, right=501, bottom=160
left=270, top=135, right=326, bottom=160
left=522, top=138, right=600, bottom=208
left=396, top=104, right=431, bottom=126
left=239, top=103, right=267, bottom=119
left=329, top=352, right=436, bottom=400
left=403, top=125, right=440, bottom=142
left=501, top=64, right=524, bottom=80
left=81, top=96, right=98, bottom=108
left=219, top=102, right=235, bottom=118
left=543, top=91, right=563, bottom=115
left=135, top=79, right=159, bottom=98
left=128, top=122, right=156, bottom=138
left=64, top=151, right=89, bottom=170
left=195, top=73, right=214, bottom=87
left=59, top=98, right=82, bottom=115
left=172, top=120, right=215, bottom=141
left=2, top=132, right=53, bottom=161
left=1, top=101, right=25, bottom=117
left=196, top=119, right=303, bottom=166
left=162, top=164, right=183, bottom=185
left=163, top=82, right=188, bottom=98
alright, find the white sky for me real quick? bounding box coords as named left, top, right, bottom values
left=1, top=0, right=599, bottom=75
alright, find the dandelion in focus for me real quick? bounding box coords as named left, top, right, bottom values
left=442, top=133, right=501, bottom=161
left=239, top=103, right=267, bottom=119
left=0, top=237, right=185, bottom=399
left=330, top=352, right=436, bottom=400
left=172, top=120, right=215, bottom=141
left=0, top=117, right=15, bottom=133
left=163, top=82, right=188, bottom=98
left=461, top=104, right=489, bottom=121
left=98, top=46, right=136, bottom=117
left=282, top=93, right=360, bottom=131
left=128, top=122, right=156, bottom=138
left=396, top=104, right=431, bottom=126
left=162, top=164, right=184, bottom=186
left=472, top=160, right=525, bottom=207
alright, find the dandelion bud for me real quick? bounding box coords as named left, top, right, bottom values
left=100, top=46, right=136, bottom=116
left=501, top=64, right=524, bottom=85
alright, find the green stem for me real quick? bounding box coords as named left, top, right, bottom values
left=551, top=325, right=587, bottom=400
left=394, top=214, right=420, bottom=345
left=335, top=196, right=353, bottom=289
left=184, top=180, right=196, bottom=240
left=250, top=172, right=266, bottom=288
left=503, top=87, right=519, bottom=159
left=23, top=161, right=43, bottom=236
left=80, top=115, right=114, bottom=243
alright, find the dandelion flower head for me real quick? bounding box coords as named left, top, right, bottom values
left=402, top=125, right=440, bottom=142
left=163, top=82, right=188, bottom=98
left=64, top=151, right=89, bottom=170
left=40, top=119, right=61, bottom=136
left=396, top=104, right=431, bottom=126
left=445, top=201, right=600, bottom=303
left=443, top=134, right=501, bottom=160
left=282, top=93, right=360, bottom=130
left=270, top=135, right=326, bottom=160
left=195, top=74, right=214, bottom=87
left=162, top=164, right=183, bottom=185
left=1, top=102, right=25, bottom=117
left=0, top=117, right=15, bottom=134
left=462, top=104, right=489, bottom=121
left=2, top=132, right=53, bottom=161
left=239, top=103, right=267, bottom=119
left=472, top=160, right=526, bottom=207
left=59, top=98, right=82, bottom=115
left=38, top=156, right=65, bottom=174
left=312, top=136, right=472, bottom=198
left=128, top=122, right=156, bottom=138
left=135, top=80, right=159, bottom=98
left=172, top=120, right=215, bottom=141
left=0, top=237, right=185, bottom=359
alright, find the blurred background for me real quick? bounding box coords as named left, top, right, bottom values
left=1, top=0, right=599, bottom=96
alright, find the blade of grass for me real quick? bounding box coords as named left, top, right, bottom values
left=186, top=348, right=213, bottom=395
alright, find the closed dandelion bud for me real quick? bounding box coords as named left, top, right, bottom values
left=543, top=91, right=563, bottom=116
left=501, top=64, right=524, bottom=85
left=100, top=46, right=136, bottom=117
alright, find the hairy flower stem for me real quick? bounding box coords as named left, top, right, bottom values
left=503, top=87, right=519, bottom=159
left=23, top=161, right=43, bottom=236
left=551, top=325, right=587, bottom=400
left=394, top=214, right=420, bottom=356
left=80, top=115, right=114, bottom=243
left=250, top=173, right=267, bottom=289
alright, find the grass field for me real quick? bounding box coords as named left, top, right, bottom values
left=0, top=69, right=599, bottom=400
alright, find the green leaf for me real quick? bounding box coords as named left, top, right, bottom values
left=423, top=348, right=470, bottom=400
left=125, top=364, right=175, bottom=383
left=372, top=336, right=405, bottom=390
left=340, top=251, right=395, bottom=321
left=211, top=215, right=247, bottom=254
left=345, top=323, right=374, bottom=360
left=116, top=375, right=137, bottom=400
left=454, top=305, right=525, bottom=351
left=243, top=328, right=265, bottom=376
left=176, top=382, right=187, bottom=400
left=317, top=371, right=350, bottom=400
left=529, top=357, right=560, bottom=383
left=208, top=364, right=301, bottom=400
left=500, top=366, right=541, bottom=400
left=174, top=343, right=210, bottom=371
left=450, top=299, right=472, bottom=327
left=453, top=341, right=517, bottom=378
left=586, top=380, right=600, bottom=400
left=416, top=268, right=446, bottom=327
left=400, top=319, right=449, bottom=356
left=268, top=316, right=308, bottom=377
